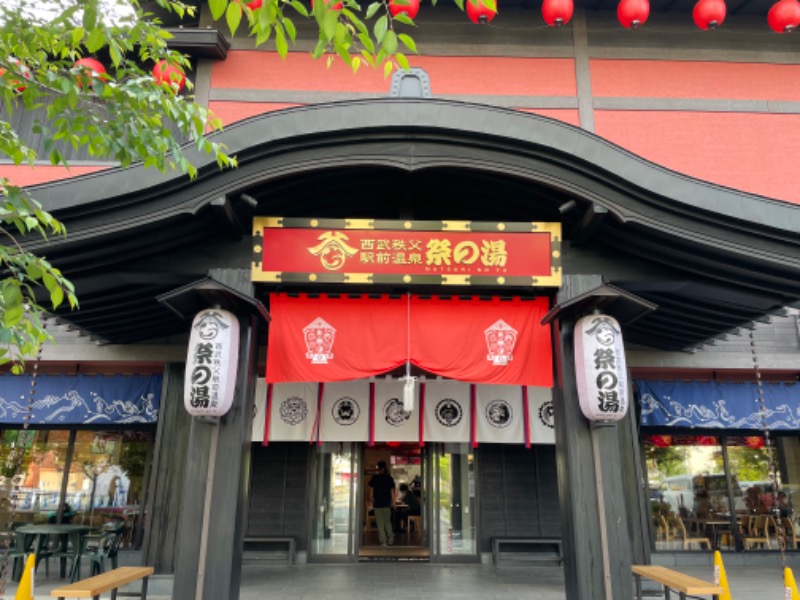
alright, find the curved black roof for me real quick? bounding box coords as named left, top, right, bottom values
left=23, top=99, right=800, bottom=349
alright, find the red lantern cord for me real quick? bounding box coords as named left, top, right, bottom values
left=693, top=0, right=726, bottom=29
left=389, top=0, right=421, bottom=19
left=618, top=0, right=650, bottom=28
left=768, top=0, right=800, bottom=32
left=153, top=60, right=186, bottom=93
left=466, top=0, right=497, bottom=24
left=542, top=0, right=574, bottom=26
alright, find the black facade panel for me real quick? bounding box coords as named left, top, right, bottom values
left=478, top=444, right=562, bottom=552
left=246, top=442, right=310, bottom=550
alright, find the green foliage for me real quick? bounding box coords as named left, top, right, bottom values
left=645, top=445, right=689, bottom=481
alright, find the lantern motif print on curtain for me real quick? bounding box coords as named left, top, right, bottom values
left=574, top=314, right=628, bottom=422
left=693, top=0, right=726, bottom=29
left=466, top=0, right=498, bottom=24
left=745, top=436, right=765, bottom=450
left=617, top=0, right=650, bottom=28
left=184, top=309, right=240, bottom=417
left=651, top=435, right=672, bottom=448
left=542, top=0, right=574, bottom=26
left=767, top=0, right=800, bottom=32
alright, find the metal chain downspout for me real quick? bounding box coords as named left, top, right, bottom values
left=0, top=322, right=45, bottom=595
left=750, top=330, right=786, bottom=568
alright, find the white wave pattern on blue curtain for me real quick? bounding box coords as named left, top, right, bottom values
left=637, top=380, right=800, bottom=430
left=0, top=374, right=162, bottom=424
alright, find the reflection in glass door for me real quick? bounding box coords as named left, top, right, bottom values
left=433, top=443, right=477, bottom=557
left=312, top=443, right=358, bottom=557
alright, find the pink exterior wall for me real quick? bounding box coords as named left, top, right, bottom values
left=0, top=164, right=109, bottom=188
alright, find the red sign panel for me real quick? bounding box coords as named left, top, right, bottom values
left=252, top=218, right=561, bottom=287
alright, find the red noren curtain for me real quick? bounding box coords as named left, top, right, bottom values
left=266, top=293, right=553, bottom=387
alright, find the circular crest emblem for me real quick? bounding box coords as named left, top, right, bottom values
left=280, top=396, right=308, bottom=426
left=485, top=399, right=512, bottom=428
left=384, top=398, right=410, bottom=427
left=436, top=398, right=462, bottom=427
left=538, top=400, right=555, bottom=430
left=332, top=396, right=360, bottom=426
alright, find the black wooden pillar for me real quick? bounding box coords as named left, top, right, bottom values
left=173, top=312, right=258, bottom=600
left=548, top=276, right=655, bottom=600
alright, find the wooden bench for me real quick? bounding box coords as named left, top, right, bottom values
left=50, top=566, right=154, bottom=600
left=243, top=536, right=296, bottom=565
left=632, top=565, right=725, bottom=599
left=491, top=537, right=563, bottom=566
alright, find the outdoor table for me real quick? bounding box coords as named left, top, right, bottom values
left=701, top=520, right=732, bottom=550
left=16, top=524, right=93, bottom=581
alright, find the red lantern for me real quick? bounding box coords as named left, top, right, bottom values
left=0, top=57, right=31, bottom=92
left=311, top=0, right=344, bottom=11
left=745, top=436, right=765, bottom=449
left=768, top=0, right=800, bottom=32
left=153, top=60, right=186, bottom=93
left=617, top=0, right=649, bottom=28
left=389, top=0, right=420, bottom=19
left=246, top=0, right=263, bottom=8
left=73, top=57, right=107, bottom=88
left=466, top=0, right=497, bottom=24
left=693, top=0, right=726, bottom=29
left=542, top=0, right=573, bottom=26
left=696, top=435, right=718, bottom=446
left=651, top=435, right=672, bottom=448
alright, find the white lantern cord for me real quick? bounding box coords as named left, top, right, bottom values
left=402, top=292, right=417, bottom=413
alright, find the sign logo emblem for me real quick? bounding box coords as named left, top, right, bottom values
left=280, top=396, right=308, bottom=426
left=486, top=400, right=513, bottom=428
left=538, top=400, right=555, bottom=429
left=332, top=396, right=360, bottom=426
left=484, top=319, right=518, bottom=365
left=304, top=317, right=336, bottom=364
left=435, top=399, right=463, bottom=427
left=385, top=398, right=411, bottom=427
left=307, top=231, right=358, bottom=271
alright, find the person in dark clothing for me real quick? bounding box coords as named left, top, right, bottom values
left=368, top=460, right=396, bottom=546
left=395, top=483, right=421, bottom=532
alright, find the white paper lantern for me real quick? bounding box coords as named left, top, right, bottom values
left=574, top=314, right=628, bottom=422
left=184, top=308, right=240, bottom=417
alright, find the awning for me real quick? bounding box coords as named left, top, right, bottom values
left=266, top=293, right=553, bottom=386
left=637, top=380, right=800, bottom=431
left=0, top=374, right=162, bottom=425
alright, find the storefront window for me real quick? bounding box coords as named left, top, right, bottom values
left=644, top=434, right=800, bottom=552
left=434, top=443, right=476, bottom=556
left=0, top=428, right=151, bottom=547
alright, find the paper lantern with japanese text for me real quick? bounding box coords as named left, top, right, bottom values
left=574, top=314, right=628, bottom=422
left=184, top=309, right=240, bottom=417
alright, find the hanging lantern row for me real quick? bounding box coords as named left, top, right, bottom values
left=68, top=58, right=186, bottom=93
left=457, top=0, right=800, bottom=30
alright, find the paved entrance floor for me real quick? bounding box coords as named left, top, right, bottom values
left=1, top=555, right=797, bottom=599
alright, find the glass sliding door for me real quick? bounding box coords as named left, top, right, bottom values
left=432, top=443, right=477, bottom=558
left=311, top=442, right=358, bottom=558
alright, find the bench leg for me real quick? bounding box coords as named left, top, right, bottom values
left=111, top=589, right=117, bottom=600
left=142, top=575, right=149, bottom=599
left=662, top=584, right=671, bottom=599
left=634, top=574, right=643, bottom=599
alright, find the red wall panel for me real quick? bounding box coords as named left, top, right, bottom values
left=591, top=60, right=800, bottom=101
left=210, top=101, right=302, bottom=126
left=516, top=108, right=581, bottom=127
left=0, top=164, right=109, bottom=188
left=595, top=110, right=800, bottom=204
left=211, top=51, right=576, bottom=97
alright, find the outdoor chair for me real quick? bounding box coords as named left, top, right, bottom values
left=742, top=515, right=772, bottom=550
left=672, top=516, right=711, bottom=550
left=68, top=521, right=127, bottom=582
left=780, top=518, right=800, bottom=549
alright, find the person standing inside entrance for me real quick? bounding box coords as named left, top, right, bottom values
left=369, top=460, right=396, bottom=546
